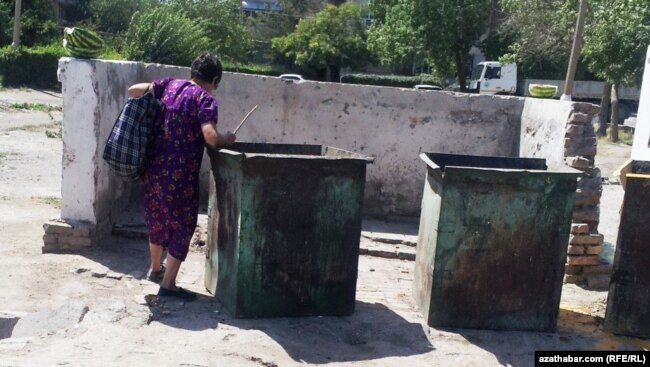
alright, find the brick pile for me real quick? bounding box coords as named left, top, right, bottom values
left=42, top=218, right=111, bottom=253
left=563, top=103, right=610, bottom=289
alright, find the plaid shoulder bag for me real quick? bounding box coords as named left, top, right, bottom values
left=102, top=88, right=161, bottom=181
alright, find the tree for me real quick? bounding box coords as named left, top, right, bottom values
left=247, top=0, right=336, bottom=65
left=124, top=6, right=211, bottom=66
left=583, top=0, right=650, bottom=141
left=367, top=0, right=425, bottom=74
left=272, top=3, right=369, bottom=81
left=0, top=0, right=14, bottom=46
left=163, top=0, right=253, bottom=63
left=89, top=0, right=155, bottom=34
left=413, top=0, right=493, bottom=91
left=1, top=0, right=59, bottom=47
left=498, top=0, right=578, bottom=79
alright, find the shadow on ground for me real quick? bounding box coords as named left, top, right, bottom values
left=447, top=308, right=650, bottom=367
left=146, top=299, right=433, bottom=364
left=77, top=235, right=433, bottom=364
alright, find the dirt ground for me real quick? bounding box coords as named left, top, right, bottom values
left=0, top=88, right=647, bottom=367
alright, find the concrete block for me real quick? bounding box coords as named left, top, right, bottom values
left=571, top=223, right=590, bottom=235
left=570, top=234, right=604, bottom=245
left=568, top=112, right=592, bottom=124
left=567, top=245, right=585, bottom=255
left=581, top=264, right=612, bottom=275
left=11, top=302, right=88, bottom=338
left=564, top=274, right=586, bottom=285
left=585, top=244, right=602, bottom=255
left=570, top=103, right=599, bottom=117
left=72, top=226, right=92, bottom=238
left=564, top=265, right=583, bottom=275
left=574, top=190, right=602, bottom=206
left=565, top=156, right=590, bottom=170
left=577, top=174, right=603, bottom=192
left=572, top=207, right=600, bottom=223
left=565, top=144, right=598, bottom=158
left=42, top=234, right=58, bottom=245
left=586, top=273, right=610, bottom=290
left=43, top=220, right=73, bottom=235
left=567, top=255, right=600, bottom=266
left=61, top=237, right=92, bottom=247
left=565, top=124, right=585, bottom=137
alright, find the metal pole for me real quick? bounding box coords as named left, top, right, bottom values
left=11, top=0, right=22, bottom=49
left=560, top=0, right=588, bottom=101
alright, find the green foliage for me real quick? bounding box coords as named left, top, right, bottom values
left=278, top=0, right=328, bottom=16
left=0, top=1, right=11, bottom=45
left=221, top=61, right=287, bottom=77
left=99, top=46, right=125, bottom=61
left=498, top=0, right=579, bottom=79
left=414, top=0, right=493, bottom=91
left=272, top=3, right=370, bottom=80
left=123, top=7, right=211, bottom=66
left=367, top=0, right=423, bottom=73
left=0, top=44, right=65, bottom=87
left=89, top=0, right=155, bottom=34
left=340, top=73, right=443, bottom=88
left=162, top=0, right=253, bottom=63
left=9, top=102, right=61, bottom=112
left=247, top=0, right=329, bottom=64
left=2, top=0, right=61, bottom=46
left=583, top=0, right=650, bottom=86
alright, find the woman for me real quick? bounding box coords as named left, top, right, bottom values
left=128, top=53, right=235, bottom=300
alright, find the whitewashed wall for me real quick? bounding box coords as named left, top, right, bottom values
left=632, top=46, right=650, bottom=161
left=57, top=58, right=577, bottom=226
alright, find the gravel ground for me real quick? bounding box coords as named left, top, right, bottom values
left=0, top=88, right=647, bottom=367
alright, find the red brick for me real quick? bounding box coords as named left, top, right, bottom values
left=567, top=255, right=600, bottom=266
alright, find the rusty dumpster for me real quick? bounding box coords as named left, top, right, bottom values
left=413, top=153, right=580, bottom=331
left=604, top=160, right=650, bottom=338
left=205, top=142, right=373, bottom=318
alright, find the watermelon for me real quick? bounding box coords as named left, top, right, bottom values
left=63, top=27, right=103, bottom=59
left=528, top=84, right=558, bottom=99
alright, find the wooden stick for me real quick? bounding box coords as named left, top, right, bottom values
left=233, top=105, right=258, bottom=134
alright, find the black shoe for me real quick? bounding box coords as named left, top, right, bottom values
left=157, top=286, right=197, bottom=301
left=147, top=264, right=166, bottom=283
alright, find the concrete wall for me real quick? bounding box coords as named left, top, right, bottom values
left=219, top=72, right=525, bottom=217
left=632, top=46, right=650, bottom=161
left=519, top=98, right=574, bottom=167
left=57, top=58, right=582, bottom=228
left=57, top=58, right=187, bottom=225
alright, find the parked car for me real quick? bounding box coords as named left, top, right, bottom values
left=279, top=74, right=305, bottom=83
left=414, top=84, right=443, bottom=91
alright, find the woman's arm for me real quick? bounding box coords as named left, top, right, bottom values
left=127, top=82, right=152, bottom=98
left=201, top=122, right=236, bottom=149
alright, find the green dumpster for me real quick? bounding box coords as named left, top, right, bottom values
left=413, top=153, right=580, bottom=331
left=604, top=160, right=650, bottom=338
left=205, top=142, right=374, bottom=318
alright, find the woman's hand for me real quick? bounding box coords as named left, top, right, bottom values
left=222, top=131, right=236, bottom=146
left=201, top=123, right=236, bottom=149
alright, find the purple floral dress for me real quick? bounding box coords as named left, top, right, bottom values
left=144, top=78, right=218, bottom=261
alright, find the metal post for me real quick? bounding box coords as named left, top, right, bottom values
left=560, top=0, right=588, bottom=101
left=11, top=0, right=22, bottom=49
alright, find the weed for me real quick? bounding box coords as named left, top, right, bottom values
left=45, top=128, right=62, bottom=139
left=618, top=130, right=635, bottom=146
left=599, top=126, right=635, bottom=146
left=32, top=196, right=61, bottom=208
left=6, top=121, right=61, bottom=134
left=9, top=102, right=62, bottom=113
